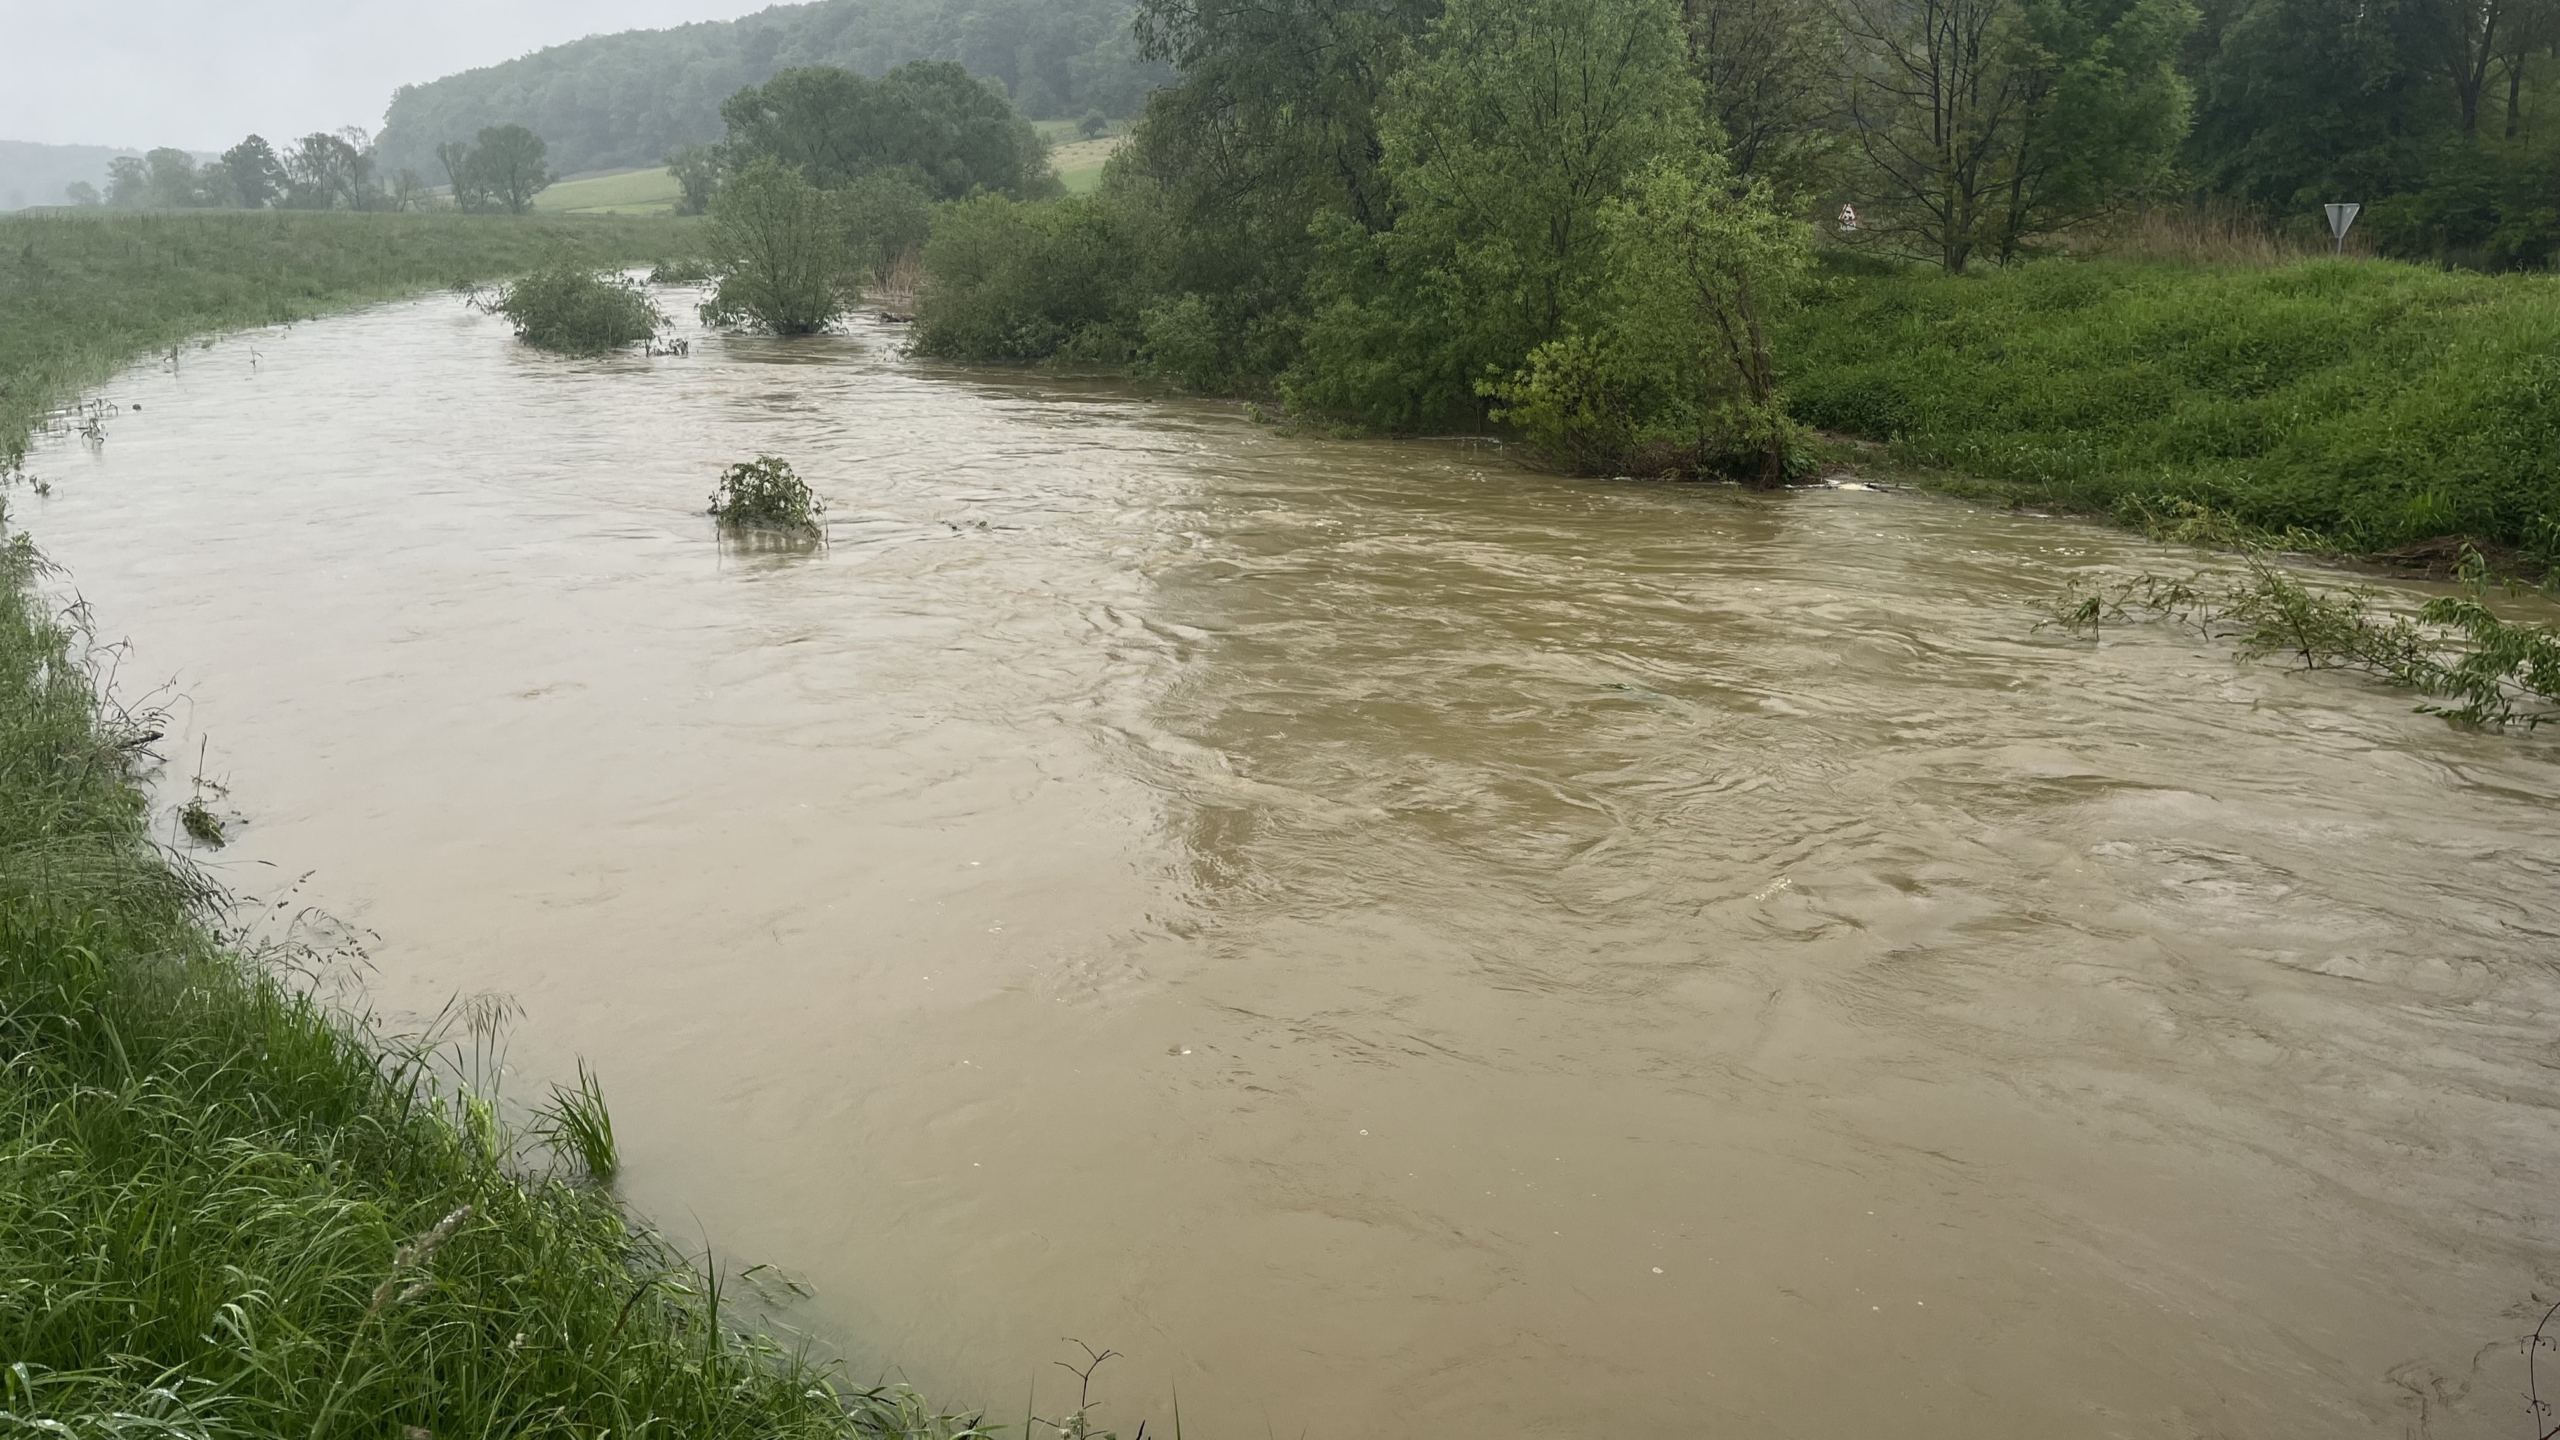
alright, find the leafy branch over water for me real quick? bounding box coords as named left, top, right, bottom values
left=2046, top=550, right=2560, bottom=729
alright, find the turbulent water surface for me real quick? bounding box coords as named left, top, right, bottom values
left=22, top=294, right=2560, bottom=1439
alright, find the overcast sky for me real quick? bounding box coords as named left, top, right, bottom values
left=0, top=0, right=763, bottom=151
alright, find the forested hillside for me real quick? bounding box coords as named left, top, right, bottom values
left=375, top=0, right=1163, bottom=179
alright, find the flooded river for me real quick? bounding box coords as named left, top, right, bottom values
left=21, top=293, right=2560, bottom=1438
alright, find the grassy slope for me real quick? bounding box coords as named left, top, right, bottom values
left=0, top=210, right=701, bottom=465
left=0, top=211, right=962, bottom=1438
left=1778, top=258, right=2560, bottom=553
left=534, top=168, right=685, bottom=215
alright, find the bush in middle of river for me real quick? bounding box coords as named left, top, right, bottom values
left=493, top=266, right=663, bottom=354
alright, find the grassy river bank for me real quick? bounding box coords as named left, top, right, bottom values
left=0, top=212, right=969, bottom=1440
left=1780, top=257, right=2560, bottom=565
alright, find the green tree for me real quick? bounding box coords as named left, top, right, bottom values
left=105, top=157, right=148, bottom=207
left=719, top=61, right=1056, bottom=199
left=839, top=170, right=936, bottom=281
left=143, top=148, right=201, bottom=207
left=700, top=158, right=856, bottom=333
left=2186, top=0, right=2440, bottom=206
left=1680, top=0, right=1846, bottom=188
left=435, top=140, right=485, bottom=211
left=1078, top=109, right=1110, bottom=138
left=471, top=125, right=553, bottom=214
left=283, top=131, right=380, bottom=210
left=1491, top=156, right=1813, bottom=480
left=666, top=142, right=720, bottom=214
left=1290, top=0, right=1702, bottom=425
left=220, top=135, right=285, bottom=209
left=1840, top=0, right=2193, bottom=269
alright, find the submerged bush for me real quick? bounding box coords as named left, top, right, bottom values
left=647, top=256, right=717, bottom=285
left=707, top=454, right=826, bottom=536
left=2047, top=549, right=2560, bottom=728
left=493, top=266, right=663, bottom=353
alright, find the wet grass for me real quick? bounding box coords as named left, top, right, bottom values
left=0, top=515, right=982, bottom=1438
left=0, top=210, right=704, bottom=464
left=1782, top=258, right=2560, bottom=563
left=2046, top=548, right=2560, bottom=729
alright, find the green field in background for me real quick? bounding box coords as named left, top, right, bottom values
left=532, top=167, right=683, bottom=215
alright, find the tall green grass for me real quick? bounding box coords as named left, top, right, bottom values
left=1779, top=258, right=2560, bottom=555
left=0, top=210, right=701, bottom=464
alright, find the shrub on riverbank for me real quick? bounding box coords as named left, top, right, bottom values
left=1780, top=257, right=2560, bottom=556
left=0, top=210, right=702, bottom=464
left=492, top=266, right=664, bottom=353
left=0, top=515, right=960, bottom=1438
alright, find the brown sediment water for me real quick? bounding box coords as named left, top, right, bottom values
left=20, top=294, right=2560, bottom=1439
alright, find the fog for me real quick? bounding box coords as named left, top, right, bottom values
left=0, top=0, right=763, bottom=150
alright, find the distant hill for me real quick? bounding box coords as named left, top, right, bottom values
left=0, top=141, right=138, bottom=211
left=376, top=0, right=1164, bottom=181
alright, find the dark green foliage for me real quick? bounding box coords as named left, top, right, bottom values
left=722, top=62, right=1059, bottom=201
left=221, top=135, right=286, bottom=210
left=700, top=161, right=859, bottom=333
left=914, top=194, right=1144, bottom=360
left=649, top=255, right=719, bottom=284
left=708, top=455, right=828, bottom=534
left=1782, top=257, right=2560, bottom=549
left=1484, top=158, right=1814, bottom=480
left=1838, top=0, right=2195, bottom=270
left=0, top=210, right=699, bottom=468
left=493, top=267, right=665, bottom=353
left=2185, top=0, right=2447, bottom=209
left=470, top=125, right=555, bottom=215
left=668, top=142, right=722, bottom=215
left=1324, top=0, right=1700, bottom=403
left=0, top=521, right=970, bottom=1438
left=2362, top=140, right=2560, bottom=270
left=376, top=0, right=1168, bottom=180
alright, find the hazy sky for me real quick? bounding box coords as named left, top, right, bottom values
left=0, top=0, right=763, bottom=151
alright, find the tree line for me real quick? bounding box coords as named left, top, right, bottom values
left=373, top=0, right=1168, bottom=180
left=876, top=0, right=2557, bottom=475
left=69, top=126, right=556, bottom=214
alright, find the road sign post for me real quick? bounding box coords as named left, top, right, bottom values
left=2324, top=202, right=2361, bottom=256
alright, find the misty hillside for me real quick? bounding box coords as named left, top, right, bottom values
left=375, top=0, right=1164, bottom=180
left=0, top=141, right=138, bottom=211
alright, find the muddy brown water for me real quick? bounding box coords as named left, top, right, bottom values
left=20, top=294, right=2560, bottom=1439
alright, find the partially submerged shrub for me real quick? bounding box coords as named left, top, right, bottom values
left=2046, top=549, right=2560, bottom=728
left=699, top=160, right=854, bottom=334
left=647, top=256, right=716, bottom=286
left=494, top=267, right=664, bottom=354
left=708, top=455, right=826, bottom=537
